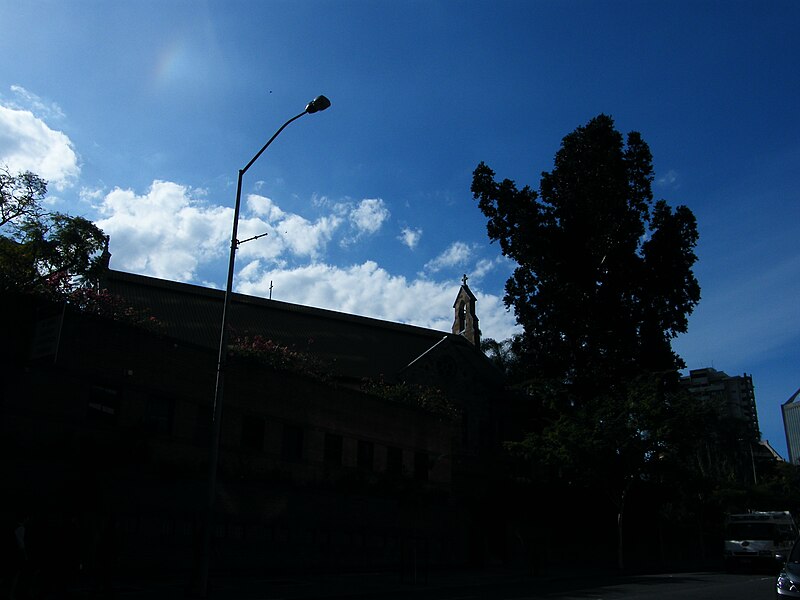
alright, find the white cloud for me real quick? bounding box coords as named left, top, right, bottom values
left=94, top=180, right=231, bottom=281
left=657, top=169, right=679, bottom=188
left=242, top=193, right=342, bottom=260
left=398, top=227, right=423, bottom=250
left=246, top=194, right=284, bottom=221
left=244, top=194, right=392, bottom=255
left=473, top=291, right=518, bottom=343
left=424, top=241, right=473, bottom=273
left=0, top=104, right=80, bottom=191
left=93, top=186, right=356, bottom=281
left=92, top=180, right=520, bottom=343
left=238, top=259, right=263, bottom=282
left=276, top=212, right=342, bottom=258
left=471, top=256, right=509, bottom=280
left=350, top=198, right=389, bottom=235
left=237, top=260, right=519, bottom=342
left=80, top=186, right=105, bottom=202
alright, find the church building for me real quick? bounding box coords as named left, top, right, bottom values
left=2, top=267, right=515, bottom=574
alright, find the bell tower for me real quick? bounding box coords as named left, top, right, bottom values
left=452, top=274, right=480, bottom=347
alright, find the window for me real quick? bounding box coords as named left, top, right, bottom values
left=386, top=446, right=403, bottom=476
left=414, top=452, right=429, bottom=481
left=281, top=424, right=304, bottom=461
left=241, top=415, right=265, bottom=451
left=324, top=433, right=343, bottom=465
left=457, top=302, right=466, bottom=333
left=357, top=440, right=374, bottom=471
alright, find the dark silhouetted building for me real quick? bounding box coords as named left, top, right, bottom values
left=2, top=269, right=517, bottom=575
left=782, top=388, right=800, bottom=465
left=682, top=367, right=760, bottom=441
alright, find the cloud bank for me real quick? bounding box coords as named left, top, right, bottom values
left=1, top=87, right=520, bottom=343
left=237, top=261, right=517, bottom=341
left=0, top=87, right=79, bottom=191
left=94, top=181, right=230, bottom=281
left=91, top=180, right=518, bottom=341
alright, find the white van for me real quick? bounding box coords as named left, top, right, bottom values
left=724, top=511, right=798, bottom=570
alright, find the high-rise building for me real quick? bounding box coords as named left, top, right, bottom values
left=782, top=389, right=800, bottom=465
left=681, top=367, right=760, bottom=441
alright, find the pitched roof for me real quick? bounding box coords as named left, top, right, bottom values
left=102, top=269, right=464, bottom=381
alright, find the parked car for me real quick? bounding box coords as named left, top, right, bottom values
left=776, top=538, right=800, bottom=597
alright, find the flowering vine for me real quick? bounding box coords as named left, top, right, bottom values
left=230, top=335, right=330, bottom=381
left=360, top=376, right=460, bottom=420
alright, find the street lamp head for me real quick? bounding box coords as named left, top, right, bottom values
left=305, top=95, right=331, bottom=114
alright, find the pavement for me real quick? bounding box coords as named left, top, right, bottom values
left=21, top=562, right=718, bottom=599
left=62, top=566, right=551, bottom=599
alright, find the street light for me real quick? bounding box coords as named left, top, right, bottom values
left=194, top=95, right=331, bottom=597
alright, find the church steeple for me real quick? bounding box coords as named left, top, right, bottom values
left=99, top=235, right=112, bottom=270
left=452, top=274, right=480, bottom=347
left=95, top=235, right=112, bottom=291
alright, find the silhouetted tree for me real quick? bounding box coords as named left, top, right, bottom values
left=0, top=166, right=47, bottom=227
left=481, top=335, right=526, bottom=381
left=472, top=115, right=699, bottom=392
left=0, top=166, right=107, bottom=296
left=471, top=115, right=702, bottom=569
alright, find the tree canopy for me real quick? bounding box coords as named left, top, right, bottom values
left=472, top=115, right=704, bottom=569
left=472, top=114, right=700, bottom=397
left=0, top=166, right=107, bottom=297
left=0, top=165, right=47, bottom=228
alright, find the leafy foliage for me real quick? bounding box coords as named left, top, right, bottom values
left=231, top=335, right=331, bottom=380
left=0, top=166, right=161, bottom=331
left=0, top=166, right=107, bottom=296
left=230, top=336, right=458, bottom=418
left=361, top=376, right=460, bottom=420
left=471, top=115, right=702, bottom=462
left=0, top=166, right=47, bottom=228
left=472, top=115, right=700, bottom=395
left=64, top=284, right=162, bottom=330
left=481, top=335, right=526, bottom=382
left=472, top=116, right=703, bottom=569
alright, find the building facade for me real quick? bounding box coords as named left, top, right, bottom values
left=681, top=367, right=760, bottom=441
left=1, top=269, right=514, bottom=575
left=782, top=389, right=800, bottom=465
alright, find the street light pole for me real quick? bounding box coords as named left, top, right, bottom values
left=194, top=95, right=331, bottom=597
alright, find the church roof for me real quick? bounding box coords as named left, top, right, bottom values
left=102, top=269, right=470, bottom=381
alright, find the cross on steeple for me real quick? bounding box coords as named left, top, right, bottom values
left=462, top=273, right=468, bottom=286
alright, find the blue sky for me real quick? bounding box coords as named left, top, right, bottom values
left=1, top=0, right=798, bottom=457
